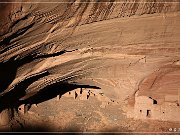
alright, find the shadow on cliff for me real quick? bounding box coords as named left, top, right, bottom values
left=23, top=83, right=100, bottom=105
left=0, top=77, right=100, bottom=111
left=0, top=82, right=101, bottom=133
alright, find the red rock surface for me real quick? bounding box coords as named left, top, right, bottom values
left=0, top=0, right=180, bottom=132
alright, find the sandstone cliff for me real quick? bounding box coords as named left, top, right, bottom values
left=0, top=1, right=180, bottom=126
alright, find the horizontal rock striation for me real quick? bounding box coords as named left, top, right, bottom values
left=0, top=0, right=179, bottom=115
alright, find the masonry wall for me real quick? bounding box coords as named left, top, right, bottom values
left=130, top=96, right=180, bottom=122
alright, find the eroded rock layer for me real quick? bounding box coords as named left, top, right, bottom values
left=0, top=0, right=180, bottom=117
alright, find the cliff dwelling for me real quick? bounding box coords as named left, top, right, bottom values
left=0, top=0, right=180, bottom=133
left=127, top=94, right=180, bottom=122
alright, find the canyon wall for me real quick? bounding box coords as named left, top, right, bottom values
left=0, top=0, right=179, bottom=115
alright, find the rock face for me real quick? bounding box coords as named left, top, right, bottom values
left=0, top=109, right=12, bottom=126
left=0, top=0, right=180, bottom=124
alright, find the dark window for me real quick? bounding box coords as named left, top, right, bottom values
left=153, top=99, right=157, bottom=104
left=149, top=97, right=157, bottom=104
left=80, top=88, right=82, bottom=94
left=147, top=110, right=151, bottom=117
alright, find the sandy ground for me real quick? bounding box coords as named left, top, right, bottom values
left=0, top=94, right=178, bottom=133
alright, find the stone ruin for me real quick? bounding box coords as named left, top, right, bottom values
left=127, top=93, right=180, bottom=122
